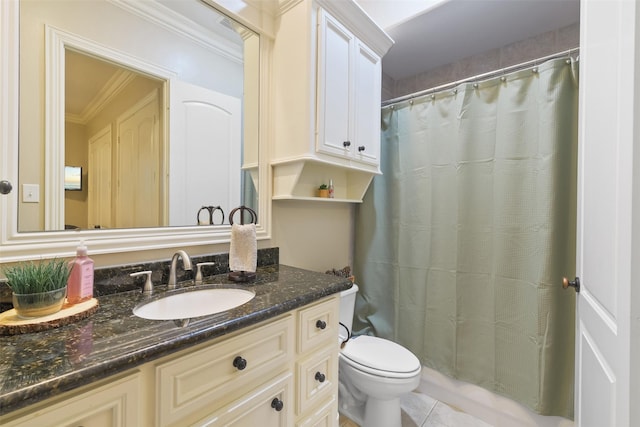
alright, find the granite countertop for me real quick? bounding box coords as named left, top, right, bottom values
left=0, top=264, right=352, bottom=416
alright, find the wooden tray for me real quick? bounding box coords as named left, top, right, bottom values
left=0, top=298, right=98, bottom=335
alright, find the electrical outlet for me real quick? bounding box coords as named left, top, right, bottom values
left=22, top=184, right=40, bottom=203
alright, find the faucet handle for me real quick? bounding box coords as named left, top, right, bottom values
left=130, top=270, right=153, bottom=294
left=195, top=262, right=216, bottom=285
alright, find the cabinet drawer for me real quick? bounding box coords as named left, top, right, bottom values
left=195, top=372, right=294, bottom=427
left=296, top=397, right=338, bottom=427
left=296, top=345, right=338, bottom=416
left=298, top=296, right=339, bottom=354
left=2, top=373, right=140, bottom=427
left=156, top=315, right=294, bottom=427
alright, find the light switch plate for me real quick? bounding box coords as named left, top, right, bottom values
left=22, top=184, right=40, bottom=203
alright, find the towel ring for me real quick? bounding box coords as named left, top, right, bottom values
left=229, top=206, right=257, bottom=225
left=197, top=206, right=225, bottom=225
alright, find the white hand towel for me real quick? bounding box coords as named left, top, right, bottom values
left=229, top=223, right=257, bottom=272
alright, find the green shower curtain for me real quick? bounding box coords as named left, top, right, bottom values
left=353, top=57, right=578, bottom=418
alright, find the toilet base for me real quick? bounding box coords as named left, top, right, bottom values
left=364, top=396, right=401, bottom=427
left=339, top=395, right=403, bottom=427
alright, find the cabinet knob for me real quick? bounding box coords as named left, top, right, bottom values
left=315, top=371, right=326, bottom=383
left=343, top=141, right=351, bottom=148
left=271, top=397, right=284, bottom=412
left=358, top=146, right=365, bottom=152
left=232, top=356, right=247, bottom=370
left=315, top=319, right=327, bottom=330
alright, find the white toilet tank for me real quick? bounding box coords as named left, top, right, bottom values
left=339, top=284, right=359, bottom=338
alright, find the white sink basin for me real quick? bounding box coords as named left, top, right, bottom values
left=133, top=287, right=255, bottom=320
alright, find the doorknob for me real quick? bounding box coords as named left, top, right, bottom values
left=562, top=277, right=580, bottom=293
left=0, top=180, right=12, bottom=195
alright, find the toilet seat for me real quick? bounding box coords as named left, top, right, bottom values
left=340, top=335, right=421, bottom=379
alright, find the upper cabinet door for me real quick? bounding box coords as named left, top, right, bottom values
left=316, top=10, right=381, bottom=167
left=353, top=40, right=381, bottom=165
left=317, top=11, right=354, bottom=159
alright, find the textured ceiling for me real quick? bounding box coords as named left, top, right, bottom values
left=358, top=0, right=580, bottom=81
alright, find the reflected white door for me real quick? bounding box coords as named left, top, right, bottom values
left=169, top=80, right=241, bottom=226
left=575, top=1, right=638, bottom=425
left=88, top=126, right=112, bottom=229
left=115, top=92, right=160, bottom=228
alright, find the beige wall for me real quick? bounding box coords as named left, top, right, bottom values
left=271, top=201, right=354, bottom=273
left=382, top=22, right=580, bottom=101
left=64, top=122, right=88, bottom=228
left=65, top=201, right=354, bottom=272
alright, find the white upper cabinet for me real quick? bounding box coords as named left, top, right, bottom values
left=317, top=10, right=381, bottom=167
left=271, top=0, right=392, bottom=202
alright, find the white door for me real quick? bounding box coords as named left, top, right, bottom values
left=88, top=125, right=112, bottom=229
left=574, top=0, right=638, bottom=425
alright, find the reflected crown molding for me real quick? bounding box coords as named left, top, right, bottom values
left=65, top=68, right=136, bottom=125
left=110, top=0, right=245, bottom=64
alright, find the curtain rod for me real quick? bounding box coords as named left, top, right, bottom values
left=381, top=47, right=579, bottom=107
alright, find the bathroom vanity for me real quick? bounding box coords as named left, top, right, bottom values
left=0, top=265, right=350, bottom=426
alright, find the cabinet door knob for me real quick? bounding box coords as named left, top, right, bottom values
left=233, top=356, right=247, bottom=370
left=343, top=141, right=351, bottom=147
left=358, top=146, right=365, bottom=152
left=271, top=397, right=284, bottom=412
left=315, top=371, right=326, bottom=383
left=315, top=319, right=327, bottom=330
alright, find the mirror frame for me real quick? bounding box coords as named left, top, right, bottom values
left=0, top=0, right=272, bottom=263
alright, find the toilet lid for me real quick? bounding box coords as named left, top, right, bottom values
left=340, top=335, right=421, bottom=378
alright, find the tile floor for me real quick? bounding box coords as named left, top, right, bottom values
left=339, top=391, right=493, bottom=427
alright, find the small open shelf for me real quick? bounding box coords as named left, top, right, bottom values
left=271, top=158, right=378, bottom=203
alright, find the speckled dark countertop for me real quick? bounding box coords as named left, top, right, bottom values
left=0, top=264, right=352, bottom=416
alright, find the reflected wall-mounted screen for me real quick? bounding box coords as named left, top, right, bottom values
left=64, top=166, right=82, bottom=191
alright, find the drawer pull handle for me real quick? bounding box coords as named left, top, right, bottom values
left=343, top=141, right=351, bottom=148
left=315, top=371, right=326, bottom=383
left=271, top=397, right=284, bottom=412
left=315, top=320, right=327, bottom=330
left=358, top=145, right=365, bottom=152
left=233, top=356, right=247, bottom=370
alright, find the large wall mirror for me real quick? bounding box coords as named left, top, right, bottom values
left=0, top=0, right=268, bottom=261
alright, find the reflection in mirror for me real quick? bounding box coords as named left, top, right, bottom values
left=64, top=50, right=166, bottom=230
left=18, top=0, right=259, bottom=232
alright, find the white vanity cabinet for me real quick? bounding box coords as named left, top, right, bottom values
left=295, top=296, right=340, bottom=426
left=0, top=295, right=341, bottom=427
left=271, top=0, right=393, bottom=203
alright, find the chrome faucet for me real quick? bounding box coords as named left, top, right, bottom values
left=168, top=250, right=193, bottom=289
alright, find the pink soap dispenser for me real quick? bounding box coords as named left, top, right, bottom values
left=67, top=241, right=94, bottom=305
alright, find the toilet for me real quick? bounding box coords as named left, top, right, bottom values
left=338, top=284, right=422, bottom=427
